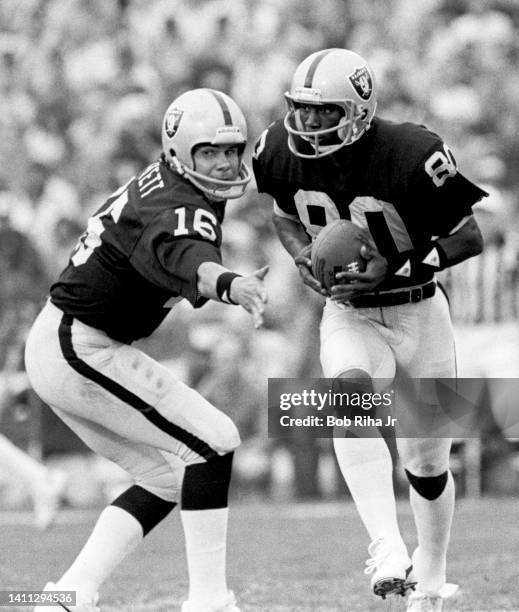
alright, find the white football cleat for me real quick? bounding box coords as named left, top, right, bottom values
left=181, top=590, right=240, bottom=612
left=32, top=469, right=68, bottom=530
left=35, top=582, right=99, bottom=612
left=406, top=589, right=443, bottom=612
left=364, top=537, right=413, bottom=599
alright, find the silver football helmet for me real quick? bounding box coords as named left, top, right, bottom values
left=284, top=48, right=377, bottom=158
left=162, top=88, right=251, bottom=199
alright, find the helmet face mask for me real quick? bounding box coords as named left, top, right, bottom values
left=162, top=89, right=251, bottom=199
left=284, top=49, right=377, bottom=159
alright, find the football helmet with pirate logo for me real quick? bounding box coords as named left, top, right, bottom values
left=284, top=48, right=377, bottom=158
left=162, top=88, right=251, bottom=199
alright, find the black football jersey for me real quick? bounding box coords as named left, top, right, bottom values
left=253, top=117, right=487, bottom=290
left=51, top=160, right=225, bottom=343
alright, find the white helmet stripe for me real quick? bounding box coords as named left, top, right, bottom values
left=207, top=89, right=233, bottom=125
left=304, top=48, right=336, bottom=88
left=284, top=48, right=377, bottom=157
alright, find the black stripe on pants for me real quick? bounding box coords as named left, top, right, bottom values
left=58, top=314, right=217, bottom=461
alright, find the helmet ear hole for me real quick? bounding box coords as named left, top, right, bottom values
left=169, top=148, right=176, bottom=157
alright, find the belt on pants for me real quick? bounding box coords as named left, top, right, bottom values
left=349, top=281, right=437, bottom=308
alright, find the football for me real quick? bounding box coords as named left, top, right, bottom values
left=311, top=219, right=367, bottom=290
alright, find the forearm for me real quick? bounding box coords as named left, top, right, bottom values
left=197, top=261, right=269, bottom=327
left=272, top=213, right=310, bottom=259
left=273, top=212, right=328, bottom=296
left=386, top=216, right=484, bottom=278
left=196, top=262, right=235, bottom=301
left=436, top=216, right=484, bottom=267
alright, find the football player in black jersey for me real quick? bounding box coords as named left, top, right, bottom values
left=25, top=88, right=268, bottom=612
left=253, top=49, right=485, bottom=611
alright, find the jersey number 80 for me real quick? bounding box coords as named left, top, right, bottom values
left=424, top=144, right=457, bottom=187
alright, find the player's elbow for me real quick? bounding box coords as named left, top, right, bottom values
left=467, top=223, right=484, bottom=257
left=472, top=235, right=484, bottom=256
left=456, top=216, right=484, bottom=259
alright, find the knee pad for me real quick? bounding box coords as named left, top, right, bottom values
left=405, top=469, right=449, bottom=500
left=111, top=485, right=177, bottom=536
left=332, top=372, right=394, bottom=439
left=332, top=370, right=373, bottom=418
left=333, top=369, right=372, bottom=389
left=181, top=452, right=234, bottom=511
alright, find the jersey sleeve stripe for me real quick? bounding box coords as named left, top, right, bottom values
left=58, top=314, right=219, bottom=461
left=447, top=214, right=472, bottom=235
left=364, top=210, right=399, bottom=256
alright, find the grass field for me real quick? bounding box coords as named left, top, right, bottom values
left=0, top=498, right=518, bottom=611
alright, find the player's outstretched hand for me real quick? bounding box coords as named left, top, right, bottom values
left=294, top=244, right=328, bottom=297
left=331, top=238, right=388, bottom=302
left=230, top=266, right=269, bottom=329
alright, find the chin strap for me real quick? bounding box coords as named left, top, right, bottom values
left=171, top=156, right=251, bottom=199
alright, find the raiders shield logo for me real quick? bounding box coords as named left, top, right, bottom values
left=348, top=66, right=373, bottom=100
left=164, top=107, right=184, bottom=138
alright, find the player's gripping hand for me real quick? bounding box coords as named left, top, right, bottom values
left=330, top=238, right=388, bottom=302
left=294, top=244, right=329, bottom=297
left=230, top=266, right=269, bottom=329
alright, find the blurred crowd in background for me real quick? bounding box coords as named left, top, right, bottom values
left=2, top=0, right=519, bottom=512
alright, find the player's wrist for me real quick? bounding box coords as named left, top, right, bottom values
left=216, top=272, right=242, bottom=305
left=386, top=240, right=448, bottom=278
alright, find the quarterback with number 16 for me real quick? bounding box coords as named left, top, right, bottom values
left=24, top=88, right=267, bottom=612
